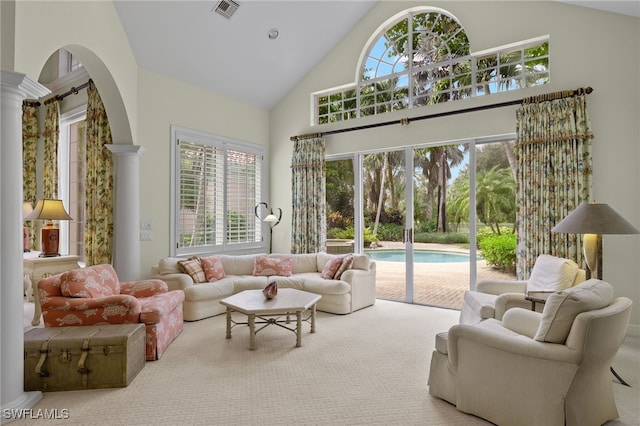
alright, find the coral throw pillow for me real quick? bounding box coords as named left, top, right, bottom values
left=178, top=257, right=207, bottom=283
left=60, top=264, right=120, bottom=298
left=321, top=256, right=344, bottom=280
left=253, top=256, right=293, bottom=277
left=200, top=256, right=226, bottom=282
left=335, top=254, right=355, bottom=280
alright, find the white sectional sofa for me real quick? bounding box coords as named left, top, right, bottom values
left=150, top=253, right=377, bottom=321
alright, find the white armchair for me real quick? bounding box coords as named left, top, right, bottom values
left=460, top=254, right=585, bottom=324
left=429, top=279, right=632, bottom=426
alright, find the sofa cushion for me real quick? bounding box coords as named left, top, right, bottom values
left=157, top=257, right=183, bottom=275
left=200, top=255, right=226, bottom=282
left=527, top=254, right=579, bottom=292
left=60, top=264, right=120, bottom=298
left=534, top=279, right=614, bottom=343
left=183, top=278, right=235, bottom=301
left=178, top=257, right=206, bottom=283
left=302, top=276, right=350, bottom=295
left=253, top=255, right=293, bottom=277
left=321, top=256, right=344, bottom=279
left=335, top=254, right=355, bottom=279
left=219, top=254, right=258, bottom=276
left=352, top=254, right=371, bottom=270
left=288, top=253, right=319, bottom=273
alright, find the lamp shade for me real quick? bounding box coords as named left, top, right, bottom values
left=552, top=203, right=639, bottom=235
left=23, top=201, right=34, bottom=221
left=264, top=214, right=279, bottom=224
left=25, top=199, right=73, bottom=221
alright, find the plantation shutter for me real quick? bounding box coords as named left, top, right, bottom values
left=176, top=137, right=262, bottom=254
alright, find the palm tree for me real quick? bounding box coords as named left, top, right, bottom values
left=476, top=166, right=516, bottom=233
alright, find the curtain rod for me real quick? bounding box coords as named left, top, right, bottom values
left=43, top=79, right=93, bottom=105
left=290, top=86, right=593, bottom=141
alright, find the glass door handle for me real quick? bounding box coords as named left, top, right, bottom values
left=403, top=228, right=414, bottom=243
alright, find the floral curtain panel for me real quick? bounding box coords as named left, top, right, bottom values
left=22, top=100, right=40, bottom=250
left=515, top=91, right=593, bottom=279
left=85, top=81, right=114, bottom=265
left=291, top=136, right=326, bottom=253
left=42, top=99, right=60, bottom=199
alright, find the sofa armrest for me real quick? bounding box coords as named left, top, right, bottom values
left=150, top=272, right=195, bottom=291
left=475, top=279, right=527, bottom=295
left=447, top=321, right=579, bottom=370
left=120, top=279, right=168, bottom=297
left=340, top=263, right=376, bottom=311
left=493, top=293, right=534, bottom=320
left=41, top=294, right=140, bottom=311
left=502, top=308, right=542, bottom=338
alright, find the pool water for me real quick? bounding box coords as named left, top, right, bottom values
left=365, top=249, right=472, bottom=263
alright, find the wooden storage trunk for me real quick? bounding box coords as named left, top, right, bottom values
left=24, top=324, right=145, bottom=392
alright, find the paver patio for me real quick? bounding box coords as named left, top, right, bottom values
left=371, top=242, right=516, bottom=310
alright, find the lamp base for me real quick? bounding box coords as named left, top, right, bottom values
left=40, top=222, right=60, bottom=258
left=38, top=252, right=61, bottom=258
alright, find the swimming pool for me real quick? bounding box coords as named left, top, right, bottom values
left=365, top=249, right=472, bottom=263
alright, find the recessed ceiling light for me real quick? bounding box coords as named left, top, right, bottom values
left=268, top=28, right=279, bottom=40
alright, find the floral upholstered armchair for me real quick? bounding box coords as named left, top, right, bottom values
left=38, top=264, right=185, bottom=360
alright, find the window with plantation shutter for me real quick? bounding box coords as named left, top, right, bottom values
left=171, top=126, right=264, bottom=256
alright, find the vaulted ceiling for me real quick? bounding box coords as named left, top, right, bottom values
left=113, top=1, right=639, bottom=110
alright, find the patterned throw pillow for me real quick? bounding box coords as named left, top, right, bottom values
left=321, top=256, right=344, bottom=280
left=334, top=254, right=355, bottom=280
left=253, top=255, right=293, bottom=277
left=60, top=264, right=120, bottom=298
left=178, top=257, right=206, bottom=283
left=200, top=256, right=226, bottom=282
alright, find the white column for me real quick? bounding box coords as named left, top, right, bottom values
left=1, top=70, right=49, bottom=421
left=106, top=144, right=144, bottom=281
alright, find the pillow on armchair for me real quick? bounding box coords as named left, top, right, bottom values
left=534, top=279, right=614, bottom=343
left=60, top=264, right=120, bottom=298
left=527, top=254, right=579, bottom=292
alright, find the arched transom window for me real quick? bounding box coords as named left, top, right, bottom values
left=315, top=7, right=549, bottom=125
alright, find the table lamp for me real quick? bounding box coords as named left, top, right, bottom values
left=25, top=199, right=73, bottom=257
left=552, top=203, right=639, bottom=280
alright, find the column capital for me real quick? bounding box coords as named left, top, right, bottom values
left=1, top=69, right=50, bottom=99
left=106, top=144, right=145, bottom=157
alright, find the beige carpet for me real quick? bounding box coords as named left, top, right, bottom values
left=16, top=300, right=640, bottom=425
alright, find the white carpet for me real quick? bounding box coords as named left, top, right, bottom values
left=15, top=300, right=640, bottom=425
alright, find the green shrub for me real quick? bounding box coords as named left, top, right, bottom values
left=414, top=232, right=470, bottom=245
left=478, top=233, right=516, bottom=272
left=375, top=223, right=404, bottom=241
left=330, top=226, right=379, bottom=247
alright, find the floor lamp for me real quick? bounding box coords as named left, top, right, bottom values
left=254, top=202, right=282, bottom=253
left=552, top=202, right=639, bottom=386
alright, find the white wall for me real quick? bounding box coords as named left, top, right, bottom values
left=136, top=68, right=269, bottom=271
left=270, top=1, right=640, bottom=331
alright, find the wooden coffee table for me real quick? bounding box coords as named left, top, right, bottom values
left=220, top=288, right=321, bottom=350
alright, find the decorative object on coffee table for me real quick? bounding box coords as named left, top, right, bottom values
left=263, top=277, right=277, bottom=299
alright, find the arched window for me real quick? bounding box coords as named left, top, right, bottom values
left=315, top=8, right=548, bottom=125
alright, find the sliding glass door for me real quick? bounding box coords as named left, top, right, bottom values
left=361, top=150, right=407, bottom=302
left=326, top=136, right=517, bottom=309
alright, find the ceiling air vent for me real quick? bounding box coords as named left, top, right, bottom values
left=213, top=0, right=239, bottom=20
